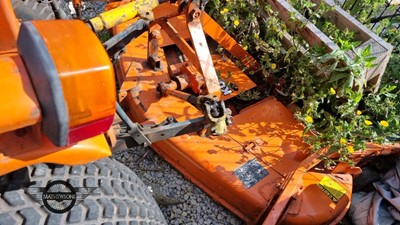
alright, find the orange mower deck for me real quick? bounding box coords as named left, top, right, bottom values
left=114, top=7, right=352, bottom=224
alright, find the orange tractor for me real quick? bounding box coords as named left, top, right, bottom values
left=1, top=0, right=399, bottom=224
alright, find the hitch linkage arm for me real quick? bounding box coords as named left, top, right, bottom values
left=116, top=103, right=206, bottom=147
left=103, top=19, right=150, bottom=63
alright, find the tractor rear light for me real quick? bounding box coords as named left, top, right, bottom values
left=67, top=116, right=114, bottom=145
left=17, top=20, right=116, bottom=146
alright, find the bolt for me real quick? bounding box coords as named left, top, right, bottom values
left=150, top=29, right=161, bottom=39
left=189, top=9, right=201, bottom=20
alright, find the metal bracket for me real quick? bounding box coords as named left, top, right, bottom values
left=116, top=102, right=206, bottom=147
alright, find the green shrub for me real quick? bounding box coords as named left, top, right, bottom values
left=206, top=0, right=400, bottom=166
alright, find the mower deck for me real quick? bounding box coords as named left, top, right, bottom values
left=114, top=9, right=352, bottom=225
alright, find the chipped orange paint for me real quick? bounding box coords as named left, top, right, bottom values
left=112, top=7, right=356, bottom=224
left=113, top=10, right=351, bottom=223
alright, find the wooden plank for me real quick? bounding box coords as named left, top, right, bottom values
left=390, top=0, right=400, bottom=5
left=263, top=0, right=392, bottom=90
left=353, top=39, right=390, bottom=79
left=313, top=0, right=393, bottom=51
left=264, top=0, right=339, bottom=52
left=258, top=6, right=307, bottom=53
left=312, top=0, right=393, bottom=90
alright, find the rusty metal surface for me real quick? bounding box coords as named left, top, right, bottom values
left=158, top=20, right=199, bottom=69
left=186, top=4, right=220, bottom=96
left=148, top=29, right=162, bottom=70
left=109, top=2, right=356, bottom=223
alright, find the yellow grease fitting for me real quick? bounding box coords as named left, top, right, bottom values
left=317, top=176, right=347, bottom=203
left=89, top=0, right=159, bottom=32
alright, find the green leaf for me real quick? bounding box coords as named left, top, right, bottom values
left=354, top=92, right=363, bottom=103
left=326, top=145, right=340, bottom=156
left=365, top=61, right=377, bottom=69
left=324, top=111, right=333, bottom=121
left=343, top=73, right=354, bottom=89
left=303, top=125, right=311, bottom=135
left=380, top=85, right=397, bottom=93
left=318, top=52, right=337, bottom=63
left=352, top=41, right=362, bottom=48
left=334, top=66, right=351, bottom=72
left=328, top=73, right=348, bottom=82
left=362, top=45, right=371, bottom=57
left=317, top=62, right=337, bottom=76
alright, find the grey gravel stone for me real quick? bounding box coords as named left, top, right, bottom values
left=113, top=146, right=244, bottom=225
left=80, top=1, right=107, bottom=20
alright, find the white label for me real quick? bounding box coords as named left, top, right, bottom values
left=219, top=80, right=233, bottom=96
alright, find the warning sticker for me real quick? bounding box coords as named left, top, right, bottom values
left=317, top=176, right=346, bottom=203
left=234, top=158, right=269, bottom=189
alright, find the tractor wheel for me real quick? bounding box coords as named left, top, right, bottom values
left=0, top=157, right=167, bottom=224
left=11, top=0, right=72, bottom=21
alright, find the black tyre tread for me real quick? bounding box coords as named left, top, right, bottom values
left=0, top=158, right=167, bottom=225
left=11, top=0, right=55, bottom=20
left=55, top=0, right=73, bottom=19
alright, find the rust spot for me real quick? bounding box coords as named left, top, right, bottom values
left=243, top=138, right=265, bottom=152
left=207, top=149, right=218, bottom=154
left=15, top=128, right=27, bottom=137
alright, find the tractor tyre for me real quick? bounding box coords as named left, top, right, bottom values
left=11, top=0, right=72, bottom=21
left=0, top=157, right=167, bottom=225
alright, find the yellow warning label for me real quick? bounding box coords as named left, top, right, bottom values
left=317, top=176, right=346, bottom=203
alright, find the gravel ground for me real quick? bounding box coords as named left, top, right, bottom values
left=79, top=1, right=245, bottom=224
left=78, top=1, right=108, bottom=19
left=112, top=147, right=244, bottom=225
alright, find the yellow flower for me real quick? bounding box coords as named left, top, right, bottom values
left=243, top=45, right=248, bottom=51
left=328, top=87, right=336, bottom=95
left=226, top=0, right=231, bottom=2
left=356, top=110, right=362, bottom=115
left=220, top=8, right=229, bottom=14
left=380, top=120, right=389, bottom=127
left=233, top=19, right=240, bottom=26
left=305, top=116, right=313, bottom=123
left=347, top=146, right=354, bottom=153
left=270, top=63, right=277, bottom=70
left=364, top=120, right=373, bottom=126
left=339, top=138, right=347, bottom=145
left=254, top=33, right=259, bottom=39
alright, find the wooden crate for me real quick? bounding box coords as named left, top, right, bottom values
left=263, top=0, right=393, bottom=91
